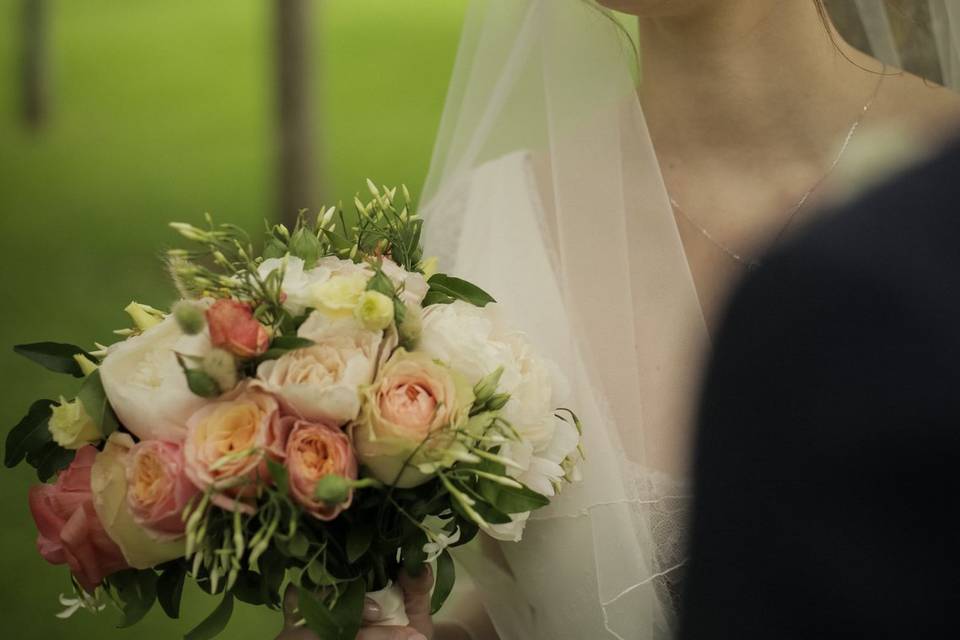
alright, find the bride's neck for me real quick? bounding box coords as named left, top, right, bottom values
left=638, top=1, right=873, bottom=159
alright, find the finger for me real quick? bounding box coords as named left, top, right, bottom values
left=398, top=565, right=434, bottom=637
left=282, top=584, right=301, bottom=629
left=399, top=565, right=434, bottom=616
left=357, top=626, right=427, bottom=640
left=362, top=597, right=384, bottom=624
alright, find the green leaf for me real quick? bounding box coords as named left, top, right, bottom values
left=430, top=550, right=456, bottom=615
left=346, top=523, right=374, bottom=563
left=270, top=335, right=314, bottom=350
left=299, top=581, right=365, bottom=640
left=5, top=399, right=55, bottom=468
left=13, top=342, right=94, bottom=377
left=114, top=569, right=158, bottom=628
left=76, top=369, right=120, bottom=437
left=479, top=480, right=550, bottom=514
left=184, top=592, right=234, bottom=640
left=28, top=441, right=75, bottom=482
left=470, top=500, right=513, bottom=525
left=401, top=529, right=428, bottom=576
left=288, top=532, right=310, bottom=559
left=425, top=274, right=496, bottom=308
left=422, top=290, right=454, bottom=307
left=157, top=565, right=186, bottom=619
left=366, top=269, right=396, bottom=297
left=266, top=458, right=289, bottom=495
left=256, top=336, right=314, bottom=362
left=231, top=570, right=268, bottom=607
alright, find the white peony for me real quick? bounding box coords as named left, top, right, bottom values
left=256, top=312, right=385, bottom=425
left=419, top=301, right=581, bottom=542
left=419, top=301, right=522, bottom=390
left=100, top=315, right=212, bottom=442
left=258, top=255, right=372, bottom=316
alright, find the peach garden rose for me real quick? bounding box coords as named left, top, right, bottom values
left=352, top=350, right=474, bottom=488
left=126, top=440, right=199, bottom=540
left=183, top=385, right=285, bottom=514
left=284, top=417, right=358, bottom=520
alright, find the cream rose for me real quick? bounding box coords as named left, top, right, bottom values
left=257, top=314, right=385, bottom=425
left=100, top=314, right=212, bottom=442
left=91, top=433, right=186, bottom=569
left=352, top=350, right=473, bottom=488
left=183, top=386, right=283, bottom=513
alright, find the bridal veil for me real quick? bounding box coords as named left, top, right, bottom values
left=419, top=2, right=960, bottom=638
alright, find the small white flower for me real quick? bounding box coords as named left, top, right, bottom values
left=422, top=526, right=461, bottom=562
left=55, top=591, right=106, bottom=619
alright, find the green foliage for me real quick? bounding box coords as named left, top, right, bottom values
left=298, top=580, right=364, bottom=640
left=430, top=550, right=455, bottom=615
left=111, top=569, right=159, bottom=628
left=423, top=274, right=496, bottom=307
left=254, top=335, right=315, bottom=364
left=5, top=399, right=76, bottom=481
left=184, top=592, right=234, bottom=640
left=13, top=342, right=95, bottom=378
left=28, top=442, right=77, bottom=482
left=76, top=369, right=120, bottom=437
left=345, top=523, right=374, bottom=564
left=5, top=399, right=56, bottom=468
left=157, top=565, right=187, bottom=619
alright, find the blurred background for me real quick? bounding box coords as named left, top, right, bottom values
left=0, top=1, right=466, bottom=638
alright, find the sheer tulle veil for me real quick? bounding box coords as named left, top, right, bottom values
left=418, top=2, right=960, bottom=638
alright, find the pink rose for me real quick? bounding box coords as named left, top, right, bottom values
left=126, top=441, right=199, bottom=540
left=28, top=446, right=130, bottom=593
left=183, top=386, right=284, bottom=513
left=206, top=299, right=270, bottom=358
left=285, top=418, right=358, bottom=520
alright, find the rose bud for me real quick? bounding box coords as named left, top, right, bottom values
left=205, top=299, right=270, bottom=358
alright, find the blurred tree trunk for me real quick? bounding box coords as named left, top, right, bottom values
left=275, top=0, right=319, bottom=227
left=21, top=0, right=49, bottom=129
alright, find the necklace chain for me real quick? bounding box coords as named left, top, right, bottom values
left=669, top=72, right=885, bottom=270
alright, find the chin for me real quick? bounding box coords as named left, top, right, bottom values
left=595, top=0, right=708, bottom=17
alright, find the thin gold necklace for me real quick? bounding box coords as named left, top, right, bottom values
left=669, top=72, right=884, bottom=270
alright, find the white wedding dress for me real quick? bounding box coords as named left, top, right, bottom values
left=420, top=1, right=960, bottom=638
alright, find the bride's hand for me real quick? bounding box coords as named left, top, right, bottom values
left=276, top=567, right=435, bottom=640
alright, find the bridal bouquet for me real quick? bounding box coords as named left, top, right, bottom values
left=5, top=182, right=583, bottom=639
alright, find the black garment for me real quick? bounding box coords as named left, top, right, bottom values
left=680, top=141, right=960, bottom=639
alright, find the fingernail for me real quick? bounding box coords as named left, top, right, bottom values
left=362, top=598, right=383, bottom=621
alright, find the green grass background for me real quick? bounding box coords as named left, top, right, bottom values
left=0, top=1, right=466, bottom=637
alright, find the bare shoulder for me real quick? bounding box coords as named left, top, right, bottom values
left=872, top=68, right=960, bottom=140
